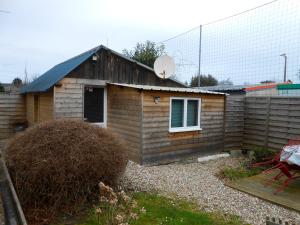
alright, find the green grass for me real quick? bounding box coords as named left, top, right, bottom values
left=219, top=165, right=262, bottom=181
left=219, top=148, right=275, bottom=181
left=71, top=192, right=246, bottom=225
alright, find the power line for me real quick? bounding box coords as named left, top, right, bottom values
left=159, top=0, right=281, bottom=43
left=159, top=26, right=200, bottom=44
left=161, top=0, right=300, bottom=85
left=202, top=0, right=280, bottom=26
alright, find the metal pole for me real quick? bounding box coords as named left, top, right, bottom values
left=280, top=53, right=287, bottom=82
left=198, top=25, right=202, bottom=88
left=283, top=56, right=287, bottom=82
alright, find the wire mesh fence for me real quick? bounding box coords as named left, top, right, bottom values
left=161, top=0, right=300, bottom=87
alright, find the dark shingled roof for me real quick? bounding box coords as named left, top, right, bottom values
left=21, top=45, right=185, bottom=94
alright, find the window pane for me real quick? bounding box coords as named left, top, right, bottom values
left=187, top=100, right=198, bottom=126
left=84, top=87, right=104, bottom=123
left=171, top=99, right=184, bottom=128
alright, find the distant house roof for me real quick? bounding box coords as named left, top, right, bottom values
left=0, top=83, right=21, bottom=92
left=245, top=83, right=277, bottom=91
left=199, top=82, right=292, bottom=93
left=21, top=45, right=185, bottom=94
left=198, top=85, right=246, bottom=92
left=109, top=83, right=227, bottom=95
left=1, top=83, right=12, bottom=89
left=277, top=83, right=300, bottom=90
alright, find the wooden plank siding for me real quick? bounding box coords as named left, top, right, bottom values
left=224, top=95, right=245, bottom=150
left=53, top=78, right=106, bottom=119
left=242, top=96, right=300, bottom=151
left=54, top=80, right=142, bottom=163
left=67, top=48, right=183, bottom=87
left=29, top=79, right=227, bottom=164
left=54, top=79, right=84, bottom=119
left=107, top=85, right=142, bottom=163
left=25, top=93, right=34, bottom=125
left=0, top=91, right=26, bottom=148
left=141, top=90, right=226, bottom=164
left=26, top=91, right=53, bottom=126
left=39, top=91, right=53, bottom=122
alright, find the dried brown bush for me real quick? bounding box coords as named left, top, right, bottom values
left=5, top=119, right=128, bottom=223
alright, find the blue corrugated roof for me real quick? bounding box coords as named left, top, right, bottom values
left=21, top=45, right=186, bottom=93
left=21, top=46, right=101, bottom=93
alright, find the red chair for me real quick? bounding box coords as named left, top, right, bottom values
left=252, top=137, right=300, bottom=194
left=252, top=151, right=281, bottom=168
left=263, top=162, right=300, bottom=194
left=252, top=137, right=300, bottom=168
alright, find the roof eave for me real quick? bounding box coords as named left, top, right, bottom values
left=108, top=83, right=228, bottom=95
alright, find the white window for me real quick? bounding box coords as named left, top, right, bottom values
left=169, top=97, right=201, bottom=132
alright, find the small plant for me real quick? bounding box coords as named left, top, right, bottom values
left=252, top=147, right=276, bottom=163
left=95, top=182, right=145, bottom=225
left=219, top=165, right=262, bottom=181
left=218, top=160, right=262, bottom=181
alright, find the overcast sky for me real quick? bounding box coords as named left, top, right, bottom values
left=163, top=0, right=300, bottom=84
left=0, top=0, right=288, bottom=83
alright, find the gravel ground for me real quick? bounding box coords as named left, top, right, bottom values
left=122, top=157, right=300, bottom=225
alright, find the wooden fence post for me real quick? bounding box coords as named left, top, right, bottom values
left=264, top=97, right=271, bottom=148
left=223, top=95, right=227, bottom=152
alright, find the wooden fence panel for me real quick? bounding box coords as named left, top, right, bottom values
left=243, top=96, right=300, bottom=151
left=225, top=95, right=245, bottom=150
left=0, top=91, right=26, bottom=149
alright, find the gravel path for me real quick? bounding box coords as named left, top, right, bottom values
left=122, top=157, right=300, bottom=225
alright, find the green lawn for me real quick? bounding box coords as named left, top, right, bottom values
left=73, top=192, right=246, bottom=225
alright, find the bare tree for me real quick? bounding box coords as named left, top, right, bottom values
left=12, top=77, right=23, bottom=87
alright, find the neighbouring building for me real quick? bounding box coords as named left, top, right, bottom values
left=277, top=83, right=300, bottom=96
left=200, top=83, right=294, bottom=96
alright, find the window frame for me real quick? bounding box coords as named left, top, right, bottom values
left=169, top=97, right=201, bottom=133
left=83, top=85, right=107, bottom=128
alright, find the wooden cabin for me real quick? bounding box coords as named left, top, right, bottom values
left=107, top=84, right=226, bottom=164
left=22, top=45, right=227, bottom=165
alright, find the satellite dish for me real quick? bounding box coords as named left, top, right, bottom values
left=154, top=55, right=175, bottom=79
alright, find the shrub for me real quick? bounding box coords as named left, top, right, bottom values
left=5, top=119, right=128, bottom=222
